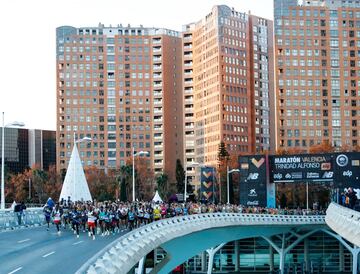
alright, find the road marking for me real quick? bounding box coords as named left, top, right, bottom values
left=8, top=267, right=22, bottom=274
left=17, top=238, right=30, bottom=243
left=42, top=251, right=55, bottom=258
left=72, top=241, right=83, bottom=245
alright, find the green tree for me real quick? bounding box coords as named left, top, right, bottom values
left=120, top=177, right=127, bottom=202
left=218, top=141, right=230, bottom=163
left=175, top=159, right=185, bottom=193
left=217, top=141, right=230, bottom=203
left=117, top=165, right=132, bottom=201
left=156, top=173, right=168, bottom=200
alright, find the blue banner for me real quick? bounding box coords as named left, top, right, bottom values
left=200, top=167, right=217, bottom=202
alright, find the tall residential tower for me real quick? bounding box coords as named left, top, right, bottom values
left=56, top=25, right=183, bottom=181
left=182, top=6, right=274, bottom=185
left=274, top=0, right=360, bottom=150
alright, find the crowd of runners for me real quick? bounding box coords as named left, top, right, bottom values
left=42, top=198, right=326, bottom=240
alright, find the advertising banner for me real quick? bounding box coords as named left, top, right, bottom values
left=200, top=167, right=217, bottom=202
left=333, top=153, right=360, bottom=190
left=269, top=154, right=334, bottom=183
left=239, top=155, right=267, bottom=207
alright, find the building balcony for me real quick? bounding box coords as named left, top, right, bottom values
left=154, top=99, right=163, bottom=105
left=154, top=127, right=163, bottom=132
left=152, top=38, right=161, bottom=44
left=153, top=91, right=162, bottom=97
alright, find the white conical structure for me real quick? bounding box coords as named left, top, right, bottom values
left=59, top=144, right=92, bottom=202
left=152, top=191, right=163, bottom=203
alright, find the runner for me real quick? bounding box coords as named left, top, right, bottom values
left=87, top=207, right=96, bottom=240
left=52, top=204, right=63, bottom=235
left=127, top=207, right=135, bottom=231
left=71, top=207, right=82, bottom=238
left=120, top=205, right=128, bottom=229
left=153, top=206, right=161, bottom=221
left=98, top=207, right=106, bottom=236
left=43, top=205, right=52, bottom=231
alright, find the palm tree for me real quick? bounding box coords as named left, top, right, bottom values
left=175, top=159, right=185, bottom=193
left=117, top=165, right=133, bottom=201
left=156, top=173, right=168, bottom=200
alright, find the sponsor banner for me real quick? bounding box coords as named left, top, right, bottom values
left=200, top=167, right=217, bottom=202
left=333, top=153, right=360, bottom=189
left=239, top=155, right=267, bottom=207
left=269, top=154, right=334, bottom=183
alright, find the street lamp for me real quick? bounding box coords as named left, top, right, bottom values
left=227, top=166, right=240, bottom=204
left=184, top=161, right=199, bottom=202
left=132, top=147, right=149, bottom=202
left=1, top=112, right=25, bottom=210
left=73, top=134, right=92, bottom=201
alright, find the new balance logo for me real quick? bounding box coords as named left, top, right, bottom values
left=322, top=171, right=333, bottom=179
left=247, top=173, right=259, bottom=180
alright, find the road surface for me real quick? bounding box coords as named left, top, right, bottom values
left=0, top=225, right=127, bottom=274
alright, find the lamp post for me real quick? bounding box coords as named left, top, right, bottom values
left=132, top=148, right=149, bottom=202
left=184, top=161, right=199, bottom=203
left=1, top=112, right=25, bottom=210
left=227, top=167, right=240, bottom=204
left=73, top=134, right=92, bottom=201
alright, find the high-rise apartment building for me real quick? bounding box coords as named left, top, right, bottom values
left=56, top=25, right=183, bottom=181
left=274, top=0, right=360, bottom=150
left=56, top=6, right=274, bottom=188
left=182, top=5, right=274, bottom=182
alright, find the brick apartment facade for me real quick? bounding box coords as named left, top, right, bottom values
left=275, top=0, right=360, bottom=151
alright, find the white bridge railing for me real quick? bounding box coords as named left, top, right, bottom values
left=77, top=213, right=325, bottom=274
left=326, top=202, right=360, bottom=246
left=0, top=208, right=44, bottom=231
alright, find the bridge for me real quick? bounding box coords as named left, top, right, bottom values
left=326, top=202, right=360, bottom=247
left=77, top=213, right=327, bottom=274
left=2, top=205, right=359, bottom=274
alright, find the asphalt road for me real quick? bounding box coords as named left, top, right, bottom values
left=0, top=225, right=127, bottom=274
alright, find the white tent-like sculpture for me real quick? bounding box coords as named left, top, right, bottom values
left=152, top=191, right=163, bottom=203
left=59, top=144, right=92, bottom=202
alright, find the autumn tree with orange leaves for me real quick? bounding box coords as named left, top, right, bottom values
left=309, top=140, right=334, bottom=154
